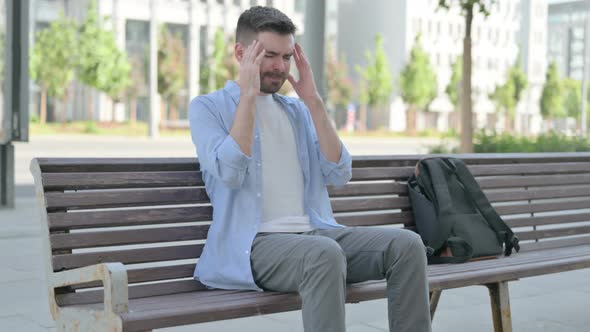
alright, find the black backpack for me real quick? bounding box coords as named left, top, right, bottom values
left=407, top=157, right=520, bottom=264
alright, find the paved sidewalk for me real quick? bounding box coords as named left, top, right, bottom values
left=1, top=135, right=589, bottom=331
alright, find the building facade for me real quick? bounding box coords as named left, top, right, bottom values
left=337, top=0, right=547, bottom=134
left=548, top=0, right=590, bottom=81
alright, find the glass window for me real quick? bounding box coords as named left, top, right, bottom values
left=266, top=0, right=273, bottom=7
left=250, top=0, right=256, bottom=7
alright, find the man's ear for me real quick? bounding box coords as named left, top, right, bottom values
left=235, top=43, right=244, bottom=62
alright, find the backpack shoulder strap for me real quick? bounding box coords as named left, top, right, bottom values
left=447, top=158, right=520, bottom=255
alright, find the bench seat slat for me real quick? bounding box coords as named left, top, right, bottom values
left=50, top=225, right=210, bottom=250
left=42, top=171, right=204, bottom=190
left=52, top=244, right=203, bottom=271
left=45, top=188, right=211, bottom=210
left=48, top=206, right=213, bottom=231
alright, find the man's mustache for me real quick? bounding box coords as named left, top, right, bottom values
left=261, top=71, right=287, bottom=79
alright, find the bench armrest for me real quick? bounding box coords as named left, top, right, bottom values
left=52, top=263, right=128, bottom=314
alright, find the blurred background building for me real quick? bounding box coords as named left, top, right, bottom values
left=30, top=0, right=303, bottom=125
left=338, top=0, right=547, bottom=134
left=24, top=0, right=590, bottom=136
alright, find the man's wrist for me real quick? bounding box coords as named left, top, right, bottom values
left=302, top=93, right=324, bottom=112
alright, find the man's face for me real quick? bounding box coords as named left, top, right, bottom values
left=253, top=31, right=294, bottom=94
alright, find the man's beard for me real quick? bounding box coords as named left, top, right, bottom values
left=260, top=71, right=287, bottom=94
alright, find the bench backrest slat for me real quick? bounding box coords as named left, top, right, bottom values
left=48, top=206, right=213, bottom=231
left=52, top=244, right=203, bottom=270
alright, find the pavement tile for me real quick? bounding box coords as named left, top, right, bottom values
left=0, top=314, right=49, bottom=332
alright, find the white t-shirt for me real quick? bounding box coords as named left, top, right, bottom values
left=256, top=94, right=314, bottom=233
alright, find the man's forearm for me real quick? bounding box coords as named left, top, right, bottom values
left=230, top=95, right=257, bottom=156
left=305, top=96, right=342, bottom=163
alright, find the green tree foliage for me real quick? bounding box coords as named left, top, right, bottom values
left=509, top=56, right=528, bottom=107
left=400, top=34, right=438, bottom=110
left=158, top=25, right=187, bottom=121
left=540, top=62, right=566, bottom=120
left=563, top=78, right=582, bottom=118
left=30, top=15, right=78, bottom=123
left=399, top=34, right=438, bottom=134
left=78, top=0, right=131, bottom=121
left=326, top=41, right=353, bottom=129
left=489, top=79, right=515, bottom=130
left=438, top=0, right=496, bottom=152
left=199, top=28, right=239, bottom=94
left=489, top=56, right=528, bottom=131
left=212, top=28, right=239, bottom=90
left=445, top=55, right=462, bottom=110
left=356, top=33, right=394, bottom=130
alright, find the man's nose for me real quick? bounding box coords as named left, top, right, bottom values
left=272, top=58, right=285, bottom=72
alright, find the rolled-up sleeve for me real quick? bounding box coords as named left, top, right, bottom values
left=189, top=96, right=251, bottom=189
left=317, top=140, right=352, bottom=186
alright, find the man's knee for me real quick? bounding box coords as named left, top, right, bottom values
left=304, top=237, right=347, bottom=276
left=389, top=229, right=427, bottom=262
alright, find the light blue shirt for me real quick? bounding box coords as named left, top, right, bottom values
left=189, top=81, right=352, bottom=291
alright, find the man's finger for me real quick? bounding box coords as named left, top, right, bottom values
left=245, top=40, right=257, bottom=63
left=293, top=43, right=302, bottom=64
left=254, top=48, right=266, bottom=65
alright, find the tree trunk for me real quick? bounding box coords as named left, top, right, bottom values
left=61, top=96, right=68, bottom=124
left=505, top=112, right=511, bottom=133
left=40, top=86, right=47, bottom=124
left=112, top=99, right=117, bottom=123
left=170, top=99, right=178, bottom=121
left=461, top=6, right=474, bottom=152
left=111, top=100, right=117, bottom=124
left=407, top=106, right=417, bottom=135
left=359, top=103, right=368, bottom=132
left=160, top=100, right=167, bottom=128
left=88, top=89, right=94, bottom=121
left=130, top=97, right=137, bottom=123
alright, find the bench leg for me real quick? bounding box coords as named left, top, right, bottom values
left=429, top=290, right=442, bottom=321
left=486, top=281, right=512, bottom=332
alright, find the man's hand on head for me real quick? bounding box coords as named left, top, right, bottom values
left=287, top=43, right=322, bottom=108
left=237, top=40, right=266, bottom=99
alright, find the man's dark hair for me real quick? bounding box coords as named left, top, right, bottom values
left=236, top=6, right=297, bottom=44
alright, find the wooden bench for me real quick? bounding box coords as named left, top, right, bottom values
left=31, top=153, right=590, bottom=332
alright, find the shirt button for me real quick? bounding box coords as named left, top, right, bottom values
left=257, top=193, right=261, bottom=197
left=257, top=163, right=261, bottom=167
left=245, top=250, right=250, bottom=255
